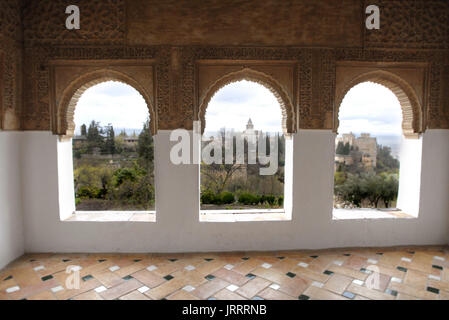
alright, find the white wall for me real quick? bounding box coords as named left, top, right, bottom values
left=0, top=132, right=24, bottom=269
left=20, top=129, right=449, bottom=253
left=397, top=136, right=422, bottom=217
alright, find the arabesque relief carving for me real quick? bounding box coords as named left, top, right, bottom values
left=0, top=1, right=448, bottom=132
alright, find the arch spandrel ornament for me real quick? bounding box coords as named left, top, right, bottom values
left=335, top=70, right=425, bottom=138
left=50, top=63, right=157, bottom=139
left=197, top=68, right=296, bottom=136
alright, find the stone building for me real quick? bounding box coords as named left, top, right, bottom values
left=335, top=132, right=377, bottom=167
left=0, top=0, right=449, bottom=301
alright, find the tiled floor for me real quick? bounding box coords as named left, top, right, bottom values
left=1, top=246, right=448, bottom=300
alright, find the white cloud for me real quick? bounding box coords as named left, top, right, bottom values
left=338, top=82, right=403, bottom=136
left=204, top=80, right=283, bottom=134
left=73, top=80, right=402, bottom=139
left=73, top=81, right=149, bottom=134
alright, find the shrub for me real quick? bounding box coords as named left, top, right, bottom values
left=220, top=192, right=235, bottom=204
left=265, top=195, right=276, bottom=205
left=277, top=196, right=284, bottom=206
left=77, top=186, right=101, bottom=199
left=201, top=190, right=216, bottom=204
left=238, top=192, right=260, bottom=205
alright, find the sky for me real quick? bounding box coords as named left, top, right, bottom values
left=73, top=80, right=403, bottom=139
left=74, top=81, right=149, bottom=134
left=204, top=80, right=283, bottom=134
left=338, top=82, right=403, bottom=137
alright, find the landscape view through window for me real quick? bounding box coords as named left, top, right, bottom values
left=334, top=82, right=402, bottom=211
left=72, top=81, right=155, bottom=211
left=201, top=80, right=286, bottom=211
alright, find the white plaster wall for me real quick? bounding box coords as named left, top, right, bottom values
left=57, top=138, right=76, bottom=221
left=397, top=136, right=423, bottom=217
left=20, top=130, right=449, bottom=253
left=0, top=132, right=24, bottom=269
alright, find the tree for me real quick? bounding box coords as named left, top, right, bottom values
left=201, top=131, right=242, bottom=194
left=360, top=172, right=383, bottom=207
left=380, top=172, right=399, bottom=208
left=80, top=124, right=87, bottom=136
left=334, top=173, right=364, bottom=207
left=104, top=124, right=116, bottom=155
left=334, top=171, right=346, bottom=186
left=343, top=142, right=351, bottom=155
left=137, top=118, right=154, bottom=169
left=377, top=145, right=400, bottom=172
left=86, top=120, right=104, bottom=153
left=336, top=141, right=345, bottom=155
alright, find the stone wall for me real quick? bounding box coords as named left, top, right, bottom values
left=0, top=0, right=22, bottom=130
left=1, top=0, right=448, bottom=132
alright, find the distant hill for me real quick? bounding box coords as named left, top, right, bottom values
left=75, top=127, right=142, bottom=136
left=376, top=135, right=401, bottom=159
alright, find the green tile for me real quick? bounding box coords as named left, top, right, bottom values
left=164, top=275, right=174, bottom=281
left=205, top=274, right=215, bottom=280
left=286, top=272, right=296, bottom=278
left=82, top=275, right=93, bottom=281
left=298, top=294, right=310, bottom=300
left=385, top=289, right=398, bottom=296
left=41, top=275, right=53, bottom=281
left=427, top=287, right=440, bottom=294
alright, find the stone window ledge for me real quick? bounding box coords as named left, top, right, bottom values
left=200, top=209, right=291, bottom=222
left=332, top=208, right=416, bottom=220
left=64, top=211, right=156, bottom=222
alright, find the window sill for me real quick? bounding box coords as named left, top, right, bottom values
left=200, top=209, right=291, bottom=222
left=64, top=211, right=156, bottom=222
left=332, top=208, right=416, bottom=220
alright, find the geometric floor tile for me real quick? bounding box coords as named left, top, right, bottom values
left=0, top=245, right=448, bottom=300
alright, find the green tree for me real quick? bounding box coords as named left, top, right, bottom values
left=380, top=172, right=399, bottom=208
left=377, top=145, right=399, bottom=172
left=334, top=171, right=346, bottom=186
left=104, top=124, right=116, bottom=155
left=86, top=120, right=104, bottom=153
left=80, top=124, right=87, bottom=136
left=334, top=173, right=364, bottom=207
left=343, top=142, right=351, bottom=155
left=336, top=141, right=345, bottom=155
left=137, top=119, right=154, bottom=169
left=360, top=172, right=383, bottom=207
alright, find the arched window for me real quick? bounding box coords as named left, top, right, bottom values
left=334, top=81, right=421, bottom=219
left=200, top=80, right=292, bottom=220
left=68, top=81, right=155, bottom=219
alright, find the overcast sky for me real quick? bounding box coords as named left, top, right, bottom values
left=338, top=82, right=402, bottom=137
left=74, top=80, right=402, bottom=138
left=74, top=81, right=149, bottom=134
left=204, top=80, right=282, bottom=134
